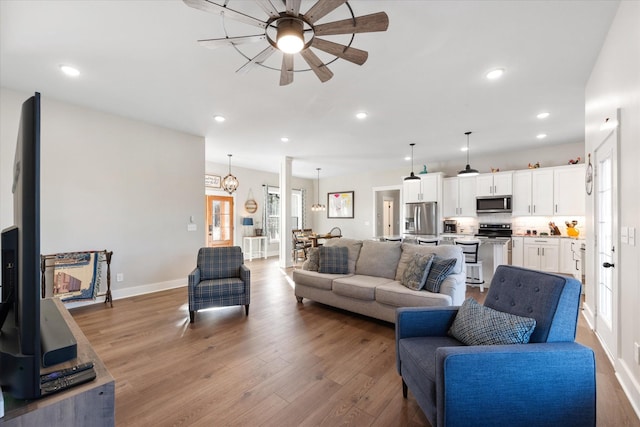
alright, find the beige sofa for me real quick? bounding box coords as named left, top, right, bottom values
left=292, top=238, right=466, bottom=323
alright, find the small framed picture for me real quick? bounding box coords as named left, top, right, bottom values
left=327, top=191, right=354, bottom=218
left=205, top=174, right=221, bottom=188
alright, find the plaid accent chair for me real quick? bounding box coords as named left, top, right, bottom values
left=188, top=246, right=250, bottom=323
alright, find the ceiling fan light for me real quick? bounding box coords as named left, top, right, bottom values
left=277, top=19, right=304, bottom=54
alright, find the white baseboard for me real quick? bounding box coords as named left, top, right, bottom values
left=617, top=360, right=640, bottom=422
left=62, top=279, right=186, bottom=309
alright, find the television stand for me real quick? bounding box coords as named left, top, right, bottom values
left=0, top=299, right=114, bottom=426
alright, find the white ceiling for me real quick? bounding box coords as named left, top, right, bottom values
left=0, top=1, right=619, bottom=179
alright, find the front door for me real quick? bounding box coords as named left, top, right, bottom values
left=594, top=123, right=619, bottom=360
left=206, top=195, right=234, bottom=247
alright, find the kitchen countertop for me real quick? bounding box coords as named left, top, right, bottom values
left=513, top=235, right=585, bottom=240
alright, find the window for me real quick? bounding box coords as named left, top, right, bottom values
left=264, top=186, right=305, bottom=243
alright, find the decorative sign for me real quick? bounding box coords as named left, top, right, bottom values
left=205, top=174, right=221, bottom=188
left=245, top=199, right=258, bottom=214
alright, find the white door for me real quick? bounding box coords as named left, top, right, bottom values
left=383, top=200, right=393, bottom=237
left=594, top=128, right=618, bottom=359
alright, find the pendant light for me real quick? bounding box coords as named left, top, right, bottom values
left=404, top=143, right=420, bottom=181
left=458, top=131, right=479, bottom=177
left=222, top=154, right=239, bottom=194
left=312, top=168, right=326, bottom=211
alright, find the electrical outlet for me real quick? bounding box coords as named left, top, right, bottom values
left=116, top=273, right=124, bottom=282
left=635, top=342, right=640, bottom=365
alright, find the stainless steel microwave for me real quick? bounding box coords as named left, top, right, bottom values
left=476, top=196, right=512, bottom=214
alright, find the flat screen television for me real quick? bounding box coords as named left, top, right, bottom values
left=0, top=92, right=42, bottom=399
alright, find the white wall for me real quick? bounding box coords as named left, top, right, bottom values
left=584, top=1, right=640, bottom=416
left=1, top=88, right=205, bottom=303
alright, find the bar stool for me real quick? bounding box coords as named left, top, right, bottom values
left=455, top=239, right=485, bottom=292
left=417, top=237, right=439, bottom=246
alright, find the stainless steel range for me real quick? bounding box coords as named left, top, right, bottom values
left=476, top=223, right=512, bottom=239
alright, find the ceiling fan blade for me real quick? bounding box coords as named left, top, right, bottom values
left=198, top=34, right=267, bottom=48
left=300, top=49, right=333, bottom=83
left=311, top=38, right=368, bottom=65
left=255, top=0, right=280, bottom=19
left=314, top=12, right=389, bottom=36
left=183, top=0, right=267, bottom=29
left=280, top=54, right=294, bottom=86
left=304, top=0, right=348, bottom=24
left=285, top=0, right=302, bottom=17
left=237, top=45, right=277, bottom=74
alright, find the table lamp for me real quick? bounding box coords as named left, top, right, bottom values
left=242, top=217, right=254, bottom=236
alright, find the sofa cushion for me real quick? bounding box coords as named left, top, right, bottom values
left=401, top=253, right=435, bottom=290
left=355, top=240, right=402, bottom=279
left=318, top=246, right=349, bottom=274
left=302, top=247, right=320, bottom=271
left=325, top=238, right=363, bottom=274
left=448, top=298, right=537, bottom=346
left=333, top=275, right=393, bottom=301
left=376, top=281, right=453, bottom=307
left=424, top=256, right=457, bottom=293
left=292, top=269, right=348, bottom=291
left=396, top=244, right=463, bottom=281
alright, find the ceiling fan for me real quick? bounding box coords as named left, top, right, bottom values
left=183, top=0, right=389, bottom=85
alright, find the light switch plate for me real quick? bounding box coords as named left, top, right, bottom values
left=621, top=226, right=628, bottom=244
left=187, top=223, right=197, bottom=232
left=629, top=227, right=636, bottom=246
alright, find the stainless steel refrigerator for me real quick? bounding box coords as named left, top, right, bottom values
left=404, top=202, right=438, bottom=235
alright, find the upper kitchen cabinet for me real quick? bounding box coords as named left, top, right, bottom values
left=476, top=171, right=513, bottom=197
left=512, top=169, right=554, bottom=216
left=553, top=165, right=586, bottom=216
left=403, top=173, right=443, bottom=203
left=443, top=176, right=476, bottom=217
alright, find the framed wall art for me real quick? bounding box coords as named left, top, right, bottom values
left=327, top=191, right=354, bottom=218
left=205, top=174, right=221, bottom=188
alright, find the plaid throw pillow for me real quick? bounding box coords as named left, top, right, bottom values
left=400, top=253, right=435, bottom=291
left=424, top=256, right=457, bottom=293
left=318, top=246, right=349, bottom=274
left=449, top=298, right=537, bottom=345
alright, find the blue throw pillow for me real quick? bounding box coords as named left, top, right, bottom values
left=318, top=246, right=349, bottom=274
left=424, top=256, right=457, bottom=293
left=449, top=298, right=537, bottom=345
left=401, top=253, right=435, bottom=290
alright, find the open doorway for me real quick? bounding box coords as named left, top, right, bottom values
left=373, top=186, right=402, bottom=238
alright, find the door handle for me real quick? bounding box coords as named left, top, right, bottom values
left=603, top=262, right=615, bottom=268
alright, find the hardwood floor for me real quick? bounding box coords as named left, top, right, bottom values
left=71, top=258, right=640, bottom=426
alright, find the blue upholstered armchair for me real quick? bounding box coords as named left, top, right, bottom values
left=188, top=246, right=250, bottom=323
left=396, top=265, right=596, bottom=427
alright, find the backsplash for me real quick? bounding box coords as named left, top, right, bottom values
left=445, top=214, right=586, bottom=237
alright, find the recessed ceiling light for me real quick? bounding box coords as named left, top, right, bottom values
left=281, top=137, right=289, bottom=142
left=356, top=112, right=368, bottom=119
left=404, top=156, right=411, bottom=161
left=485, top=68, right=505, bottom=80
left=59, top=65, right=80, bottom=77
left=213, top=115, right=225, bottom=123
left=537, top=112, right=550, bottom=119
left=461, top=147, right=469, bottom=152
left=536, top=133, right=547, bottom=139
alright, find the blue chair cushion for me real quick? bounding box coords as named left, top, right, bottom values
left=449, top=298, right=537, bottom=345
left=318, top=246, right=349, bottom=274
left=424, top=256, right=457, bottom=293
left=401, top=253, right=435, bottom=290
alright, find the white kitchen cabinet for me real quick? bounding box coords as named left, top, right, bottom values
left=476, top=172, right=513, bottom=197
left=443, top=177, right=476, bottom=217
left=512, top=169, right=554, bottom=216
left=511, top=236, right=524, bottom=267
left=523, top=237, right=559, bottom=272
left=403, top=173, right=442, bottom=203
left=553, top=165, right=586, bottom=216
left=560, top=238, right=583, bottom=280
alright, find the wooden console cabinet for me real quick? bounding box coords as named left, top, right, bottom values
left=1, top=299, right=115, bottom=426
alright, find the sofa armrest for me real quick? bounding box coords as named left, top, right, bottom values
left=396, top=306, right=459, bottom=373
left=240, top=264, right=251, bottom=291
left=438, top=271, right=466, bottom=305
left=435, top=342, right=596, bottom=427
left=188, top=267, right=200, bottom=288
